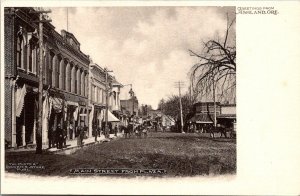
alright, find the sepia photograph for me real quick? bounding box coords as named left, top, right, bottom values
left=1, top=1, right=300, bottom=195
left=3, top=6, right=236, bottom=177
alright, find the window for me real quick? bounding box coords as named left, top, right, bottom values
left=81, top=71, right=85, bottom=96
left=51, top=54, right=56, bottom=87
left=59, top=59, right=65, bottom=90
left=99, top=89, right=102, bottom=104
left=74, top=67, right=78, bottom=94
left=27, top=40, right=33, bottom=72
left=16, top=35, right=25, bottom=68
left=48, top=52, right=54, bottom=86
left=71, top=64, right=75, bottom=93
left=36, top=48, right=39, bottom=74
left=56, top=56, right=61, bottom=88
left=113, top=91, right=117, bottom=106
left=94, top=86, right=97, bottom=102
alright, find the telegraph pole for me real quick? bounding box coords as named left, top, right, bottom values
left=175, top=81, right=185, bottom=133
left=129, top=84, right=135, bottom=133
left=212, top=78, right=217, bottom=129
left=31, top=8, right=51, bottom=154
left=104, top=68, right=113, bottom=138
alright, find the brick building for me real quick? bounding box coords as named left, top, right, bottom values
left=4, top=7, right=90, bottom=148
left=88, top=62, right=123, bottom=135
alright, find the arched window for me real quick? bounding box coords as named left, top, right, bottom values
left=113, top=91, right=117, bottom=106
left=81, top=71, right=85, bottom=96
left=16, top=35, right=25, bottom=68
left=71, top=64, right=76, bottom=93
left=85, top=74, right=88, bottom=97
left=65, top=61, right=71, bottom=92
left=75, top=66, right=78, bottom=94
left=77, top=68, right=81, bottom=95
left=48, top=52, right=54, bottom=86
left=56, top=56, right=61, bottom=88
left=27, top=39, right=34, bottom=72
left=51, top=54, right=56, bottom=87
left=59, top=58, right=65, bottom=90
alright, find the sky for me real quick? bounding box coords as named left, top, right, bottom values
left=49, top=6, right=235, bottom=109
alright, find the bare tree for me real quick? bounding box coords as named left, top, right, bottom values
left=189, top=15, right=236, bottom=104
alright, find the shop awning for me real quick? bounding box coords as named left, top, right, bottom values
left=15, top=84, right=27, bottom=117
left=50, top=97, right=64, bottom=113
left=108, top=110, right=120, bottom=122
left=190, top=113, right=214, bottom=124
left=217, top=114, right=236, bottom=119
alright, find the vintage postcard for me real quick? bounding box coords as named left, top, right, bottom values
left=1, top=0, right=300, bottom=195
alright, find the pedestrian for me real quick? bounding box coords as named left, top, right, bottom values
left=124, top=124, right=129, bottom=139
left=81, top=123, right=85, bottom=145
left=76, top=122, right=83, bottom=146
left=48, top=125, right=54, bottom=148
left=142, top=125, right=148, bottom=138
left=52, top=126, right=57, bottom=148
left=69, top=122, right=74, bottom=140
left=93, top=122, right=98, bottom=141
left=114, top=124, right=118, bottom=137
left=63, top=123, right=67, bottom=147
left=56, top=124, right=63, bottom=149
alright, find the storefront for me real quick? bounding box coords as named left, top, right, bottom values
left=15, top=83, right=38, bottom=147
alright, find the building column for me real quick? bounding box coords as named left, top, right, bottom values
left=32, top=94, right=37, bottom=145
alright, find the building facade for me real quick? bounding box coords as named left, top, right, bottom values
left=120, top=97, right=139, bottom=116
left=5, top=7, right=90, bottom=148
left=89, top=62, right=123, bottom=135
left=190, top=102, right=221, bottom=125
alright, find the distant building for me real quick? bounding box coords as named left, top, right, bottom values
left=190, top=102, right=221, bottom=124
left=120, top=97, right=139, bottom=116
left=189, top=102, right=236, bottom=132
left=217, top=104, right=236, bottom=131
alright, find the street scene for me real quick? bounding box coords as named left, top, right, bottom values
left=4, top=6, right=236, bottom=177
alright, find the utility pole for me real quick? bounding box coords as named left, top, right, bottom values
left=129, top=84, right=135, bottom=133
left=31, top=8, right=51, bottom=154
left=104, top=68, right=113, bottom=138
left=175, top=81, right=185, bottom=133
left=212, top=78, right=217, bottom=129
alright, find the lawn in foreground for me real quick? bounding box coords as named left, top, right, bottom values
left=5, top=132, right=236, bottom=177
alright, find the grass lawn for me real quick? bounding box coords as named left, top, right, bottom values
left=5, top=132, right=236, bottom=177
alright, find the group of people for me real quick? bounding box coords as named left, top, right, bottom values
left=123, top=123, right=148, bottom=139
left=48, top=121, right=86, bottom=149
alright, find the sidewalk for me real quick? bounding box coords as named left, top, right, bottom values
left=5, top=133, right=124, bottom=155
left=47, top=133, right=123, bottom=154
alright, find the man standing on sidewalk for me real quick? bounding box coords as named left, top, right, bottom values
left=56, top=124, right=63, bottom=149
left=114, top=124, right=118, bottom=137
left=76, top=122, right=83, bottom=146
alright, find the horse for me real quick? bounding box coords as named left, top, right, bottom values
left=207, top=125, right=228, bottom=138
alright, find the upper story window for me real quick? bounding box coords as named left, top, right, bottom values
left=17, top=27, right=26, bottom=69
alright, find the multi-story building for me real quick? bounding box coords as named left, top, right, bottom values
left=4, top=7, right=90, bottom=148
left=88, top=62, right=123, bottom=135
